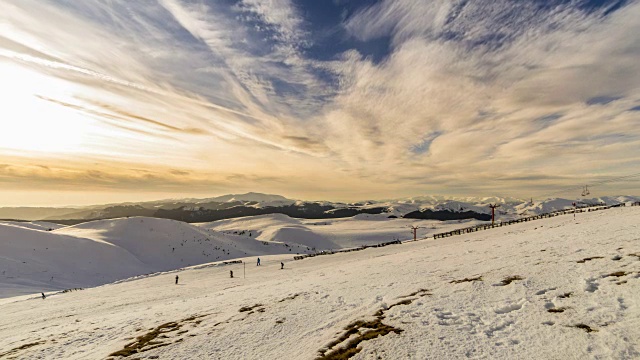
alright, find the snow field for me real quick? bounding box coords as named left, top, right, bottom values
left=0, top=207, right=638, bottom=359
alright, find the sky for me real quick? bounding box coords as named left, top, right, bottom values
left=0, top=0, right=639, bottom=206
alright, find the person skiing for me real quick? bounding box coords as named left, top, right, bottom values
left=257, top=258, right=261, bottom=266
left=230, top=270, right=234, bottom=278
left=41, top=292, right=46, bottom=300
left=175, top=275, right=179, bottom=285
left=281, top=262, right=284, bottom=270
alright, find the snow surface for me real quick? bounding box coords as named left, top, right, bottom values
left=0, top=213, right=489, bottom=298
left=0, top=217, right=306, bottom=298
left=0, top=221, right=64, bottom=231
left=199, top=213, right=487, bottom=250
left=1, top=207, right=639, bottom=359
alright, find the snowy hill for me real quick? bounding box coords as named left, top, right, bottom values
left=198, top=213, right=488, bottom=250
left=0, top=220, right=64, bottom=231
left=0, top=217, right=306, bottom=298
left=2, top=193, right=638, bottom=224
left=1, top=207, right=638, bottom=359
left=1, top=213, right=491, bottom=299
left=205, top=192, right=295, bottom=205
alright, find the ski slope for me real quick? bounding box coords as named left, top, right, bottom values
left=1, top=207, right=638, bottom=359
left=0, top=217, right=305, bottom=298
left=0, top=213, right=487, bottom=298
left=198, top=213, right=487, bottom=250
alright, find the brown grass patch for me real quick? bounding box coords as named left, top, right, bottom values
left=316, top=290, right=423, bottom=360
left=500, top=275, right=524, bottom=286
left=109, top=322, right=181, bottom=357
left=547, top=307, right=567, bottom=313
left=576, top=256, right=604, bottom=263
left=278, top=293, right=302, bottom=302
left=571, top=324, right=597, bottom=333
left=239, top=304, right=264, bottom=312
left=397, top=289, right=431, bottom=298
left=450, top=276, right=483, bottom=284
left=605, top=271, right=628, bottom=278
left=317, top=319, right=403, bottom=360
left=0, top=341, right=45, bottom=358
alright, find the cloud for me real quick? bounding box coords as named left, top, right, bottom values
left=318, top=0, right=640, bottom=192
left=0, top=0, right=639, bottom=203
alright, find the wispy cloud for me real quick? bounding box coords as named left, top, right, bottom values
left=0, top=0, right=639, bottom=204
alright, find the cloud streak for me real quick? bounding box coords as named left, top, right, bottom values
left=0, top=0, right=639, bottom=204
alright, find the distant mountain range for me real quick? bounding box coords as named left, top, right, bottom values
left=1, top=193, right=638, bottom=224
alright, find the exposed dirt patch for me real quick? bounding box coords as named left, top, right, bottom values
left=0, top=341, right=45, bottom=358
left=576, top=256, right=604, bottom=264
left=239, top=304, right=264, bottom=312
left=278, top=293, right=302, bottom=303
left=499, top=276, right=524, bottom=286
left=570, top=324, right=597, bottom=333
left=109, top=322, right=180, bottom=357
left=450, top=276, right=483, bottom=284
left=108, top=313, right=210, bottom=357
left=317, top=319, right=403, bottom=360
left=397, top=289, right=431, bottom=298
left=316, top=290, right=428, bottom=359
left=604, top=271, right=628, bottom=278
left=547, top=307, right=567, bottom=313
left=558, top=292, right=573, bottom=299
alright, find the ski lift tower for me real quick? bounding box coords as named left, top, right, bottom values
left=410, top=225, right=421, bottom=241
left=581, top=185, right=590, bottom=197
left=489, top=204, right=500, bottom=226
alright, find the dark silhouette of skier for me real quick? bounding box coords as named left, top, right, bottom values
left=257, top=258, right=261, bottom=266
left=175, top=275, right=179, bottom=285
left=41, top=292, right=46, bottom=300
left=230, top=270, right=234, bottom=278
left=281, top=262, right=284, bottom=270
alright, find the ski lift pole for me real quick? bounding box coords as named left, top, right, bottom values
left=410, top=226, right=420, bottom=241
left=489, top=204, right=500, bottom=226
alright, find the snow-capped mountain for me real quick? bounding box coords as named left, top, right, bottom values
left=0, top=193, right=638, bottom=224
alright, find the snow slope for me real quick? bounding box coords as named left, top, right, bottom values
left=2, top=207, right=638, bottom=359
left=0, top=221, right=64, bottom=231
left=0, top=217, right=304, bottom=298
left=197, top=213, right=488, bottom=249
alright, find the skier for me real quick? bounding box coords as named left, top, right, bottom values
left=257, top=257, right=261, bottom=266
left=230, top=270, right=234, bottom=278
left=41, top=292, right=46, bottom=300
left=281, top=262, right=284, bottom=270
left=175, top=275, right=179, bottom=285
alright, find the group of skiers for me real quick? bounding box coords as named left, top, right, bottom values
left=257, top=257, right=285, bottom=270
left=40, top=257, right=288, bottom=298
left=172, top=258, right=286, bottom=285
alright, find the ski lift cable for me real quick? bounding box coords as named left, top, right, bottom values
left=536, top=171, right=640, bottom=199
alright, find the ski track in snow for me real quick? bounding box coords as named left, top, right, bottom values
left=0, top=208, right=639, bottom=359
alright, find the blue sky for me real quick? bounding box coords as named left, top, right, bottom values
left=0, top=0, right=639, bottom=205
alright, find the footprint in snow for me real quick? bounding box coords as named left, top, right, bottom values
left=584, top=278, right=599, bottom=293
left=535, top=287, right=557, bottom=296
left=494, top=301, right=525, bottom=314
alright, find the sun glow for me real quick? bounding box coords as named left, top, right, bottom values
left=0, top=61, right=93, bottom=154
